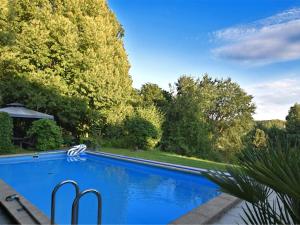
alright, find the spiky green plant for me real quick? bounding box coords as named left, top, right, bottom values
left=205, top=138, right=300, bottom=224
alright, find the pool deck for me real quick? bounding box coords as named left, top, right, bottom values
left=170, top=193, right=241, bottom=224
left=0, top=179, right=50, bottom=225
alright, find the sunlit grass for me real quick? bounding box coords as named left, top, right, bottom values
left=100, top=147, right=228, bottom=171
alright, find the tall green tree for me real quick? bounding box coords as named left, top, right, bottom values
left=161, top=76, right=213, bottom=157
left=139, top=83, right=171, bottom=112
left=286, top=103, right=300, bottom=135
left=162, top=75, right=255, bottom=159
left=199, top=75, right=255, bottom=152
left=0, top=0, right=133, bottom=136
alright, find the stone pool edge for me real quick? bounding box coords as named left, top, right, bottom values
left=89, top=151, right=210, bottom=174
left=169, top=193, right=241, bottom=224
left=0, top=179, right=51, bottom=225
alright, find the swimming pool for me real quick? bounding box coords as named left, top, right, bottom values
left=0, top=152, right=220, bottom=224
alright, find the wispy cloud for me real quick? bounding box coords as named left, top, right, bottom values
left=245, top=76, right=300, bottom=120
left=212, top=8, right=300, bottom=65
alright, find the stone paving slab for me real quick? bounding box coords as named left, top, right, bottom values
left=169, top=193, right=241, bottom=225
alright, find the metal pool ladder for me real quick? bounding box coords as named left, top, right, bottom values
left=50, top=180, right=102, bottom=225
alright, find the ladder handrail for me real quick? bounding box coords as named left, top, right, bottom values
left=50, top=180, right=80, bottom=225
left=71, top=189, right=102, bottom=225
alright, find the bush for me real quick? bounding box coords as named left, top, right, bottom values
left=27, top=119, right=63, bottom=151
left=62, top=130, right=76, bottom=146
left=0, top=112, right=13, bottom=150
left=123, top=116, right=158, bottom=150
left=123, top=106, right=163, bottom=150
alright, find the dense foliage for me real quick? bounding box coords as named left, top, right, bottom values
left=205, top=140, right=300, bottom=225
left=161, top=76, right=213, bottom=157
left=105, top=106, right=163, bottom=150
left=245, top=106, right=300, bottom=151
left=139, top=83, right=171, bottom=112
left=0, top=112, right=13, bottom=150
left=0, top=0, right=132, bottom=136
left=162, top=75, right=255, bottom=159
left=286, top=103, right=300, bottom=135
left=251, top=128, right=267, bottom=149
left=256, top=119, right=285, bottom=129
left=27, top=119, right=63, bottom=151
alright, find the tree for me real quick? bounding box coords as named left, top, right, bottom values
left=286, top=103, right=300, bottom=135
left=0, top=112, right=13, bottom=150
left=256, top=120, right=286, bottom=129
left=161, top=76, right=213, bottom=157
left=199, top=75, right=255, bottom=152
left=162, top=75, right=255, bottom=159
left=123, top=106, right=163, bottom=150
left=0, top=0, right=133, bottom=136
left=139, top=83, right=171, bottom=112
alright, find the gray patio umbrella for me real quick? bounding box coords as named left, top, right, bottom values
left=0, top=103, right=54, bottom=120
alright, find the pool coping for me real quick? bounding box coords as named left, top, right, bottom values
left=169, top=193, right=241, bottom=224
left=0, top=150, right=239, bottom=224
left=0, top=179, right=50, bottom=225
left=88, top=151, right=211, bottom=175
left=0, top=149, right=65, bottom=159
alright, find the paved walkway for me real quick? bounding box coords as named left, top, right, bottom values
left=215, top=192, right=277, bottom=224
left=214, top=201, right=245, bottom=224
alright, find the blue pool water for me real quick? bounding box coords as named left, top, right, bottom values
left=0, top=152, right=219, bottom=224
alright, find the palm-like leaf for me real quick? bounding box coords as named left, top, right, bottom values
left=205, top=140, right=300, bottom=225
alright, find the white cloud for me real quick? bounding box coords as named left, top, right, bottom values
left=213, top=8, right=300, bottom=65
left=244, top=77, right=300, bottom=120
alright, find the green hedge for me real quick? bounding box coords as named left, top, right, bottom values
left=0, top=112, right=13, bottom=150
left=27, top=119, right=63, bottom=151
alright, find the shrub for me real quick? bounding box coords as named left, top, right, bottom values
left=62, top=130, right=76, bottom=146
left=0, top=112, right=13, bottom=150
left=123, top=106, right=163, bottom=150
left=123, top=116, right=158, bottom=150
left=27, top=119, right=63, bottom=151
left=252, top=128, right=267, bottom=149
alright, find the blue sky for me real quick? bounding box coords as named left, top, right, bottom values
left=108, top=0, right=300, bottom=120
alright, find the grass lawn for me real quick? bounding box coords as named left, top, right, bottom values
left=0, top=147, right=36, bottom=156
left=100, top=147, right=228, bottom=171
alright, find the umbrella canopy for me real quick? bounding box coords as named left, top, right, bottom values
left=0, top=103, right=54, bottom=120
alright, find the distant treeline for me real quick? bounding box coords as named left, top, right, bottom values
left=256, top=120, right=286, bottom=129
